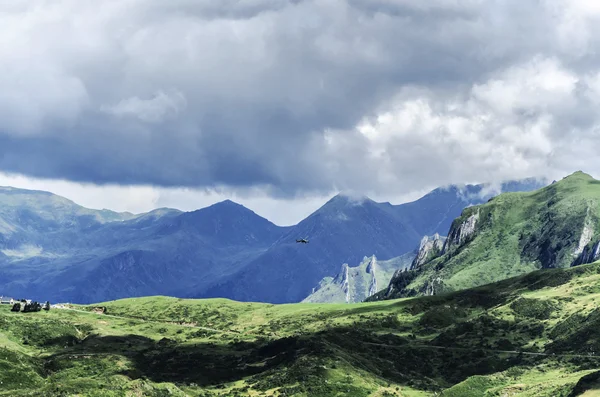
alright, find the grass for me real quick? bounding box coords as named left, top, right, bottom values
left=3, top=260, right=600, bottom=395
left=374, top=171, right=600, bottom=300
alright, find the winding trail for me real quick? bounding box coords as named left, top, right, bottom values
left=363, top=342, right=600, bottom=359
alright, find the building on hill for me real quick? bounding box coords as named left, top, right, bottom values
left=0, top=297, right=14, bottom=305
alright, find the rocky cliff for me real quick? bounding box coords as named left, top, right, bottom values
left=573, top=241, right=600, bottom=266
left=302, top=253, right=415, bottom=303
left=442, top=209, right=480, bottom=255
left=411, top=233, right=446, bottom=269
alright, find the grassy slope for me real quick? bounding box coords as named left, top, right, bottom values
left=3, top=262, right=600, bottom=395
left=302, top=254, right=415, bottom=304
left=376, top=171, right=600, bottom=299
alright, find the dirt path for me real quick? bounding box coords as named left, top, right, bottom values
left=363, top=341, right=600, bottom=359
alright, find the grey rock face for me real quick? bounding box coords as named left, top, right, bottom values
left=411, top=234, right=446, bottom=269
left=443, top=210, right=480, bottom=254
left=573, top=241, right=600, bottom=266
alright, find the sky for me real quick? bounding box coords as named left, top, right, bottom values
left=1, top=0, right=599, bottom=225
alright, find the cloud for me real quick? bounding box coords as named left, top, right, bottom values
left=100, top=90, right=187, bottom=123
left=1, top=0, right=600, bottom=198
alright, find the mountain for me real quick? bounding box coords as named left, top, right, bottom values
left=389, top=177, right=545, bottom=238
left=197, top=194, right=423, bottom=303
left=5, top=260, right=600, bottom=396
left=0, top=177, right=545, bottom=304
left=409, top=233, right=446, bottom=270
left=301, top=252, right=416, bottom=303
left=0, top=186, right=137, bottom=253
left=0, top=189, right=287, bottom=303
left=302, top=233, right=447, bottom=304
left=43, top=201, right=287, bottom=304
left=198, top=179, right=546, bottom=304
left=370, top=171, right=600, bottom=301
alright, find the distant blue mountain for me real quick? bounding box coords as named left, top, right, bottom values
left=196, top=178, right=548, bottom=303
left=0, top=178, right=546, bottom=304
left=0, top=190, right=287, bottom=303
left=391, top=178, right=545, bottom=238
left=197, top=195, right=423, bottom=303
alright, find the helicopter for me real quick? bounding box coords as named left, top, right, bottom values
left=296, top=237, right=309, bottom=244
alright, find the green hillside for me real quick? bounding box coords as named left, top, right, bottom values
left=3, top=261, right=600, bottom=395
left=302, top=253, right=415, bottom=304
left=371, top=171, right=600, bottom=301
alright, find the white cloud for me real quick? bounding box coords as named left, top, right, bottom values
left=320, top=55, right=595, bottom=193
left=101, top=90, right=187, bottom=123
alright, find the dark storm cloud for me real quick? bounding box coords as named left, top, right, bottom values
left=2, top=0, right=600, bottom=196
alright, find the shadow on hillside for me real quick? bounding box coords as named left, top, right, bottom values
left=42, top=323, right=553, bottom=393
left=44, top=332, right=320, bottom=387
left=41, top=262, right=600, bottom=393
left=568, top=370, right=600, bottom=397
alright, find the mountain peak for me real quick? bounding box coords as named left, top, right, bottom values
left=562, top=170, right=594, bottom=181
left=186, top=199, right=256, bottom=219
left=328, top=193, right=373, bottom=205
left=198, top=199, right=251, bottom=214
left=213, top=199, right=241, bottom=207
left=310, top=194, right=376, bottom=218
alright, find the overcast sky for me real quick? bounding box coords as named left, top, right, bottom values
left=1, top=0, right=599, bottom=225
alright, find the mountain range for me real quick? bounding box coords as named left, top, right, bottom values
left=9, top=172, right=600, bottom=396
left=0, top=178, right=545, bottom=304
left=195, top=179, right=546, bottom=303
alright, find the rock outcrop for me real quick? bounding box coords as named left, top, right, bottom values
left=366, top=256, right=378, bottom=297
left=572, top=206, right=600, bottom=266
left=423, top=277, right=444, bottom=296
left=411, top=234, right=446, bottom=269
left=442, top=210, right=480, bottom=254
left=573, top=241, right=600, bottom=266
left=302, top=253, right=416, bottom=303
left=574, top=208, right=594, bottom=256
left=336, top=263, right=351, bottom=303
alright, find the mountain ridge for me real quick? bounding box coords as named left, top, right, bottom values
left=0, top=190, right=288, bottom=303
left=0, top=176, right=547, bottom=304
left=195, top=178, right=547, bottom=303
left=301, top=252, right=416, bottom=303
left=369, top=171, right=600, bottom=302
